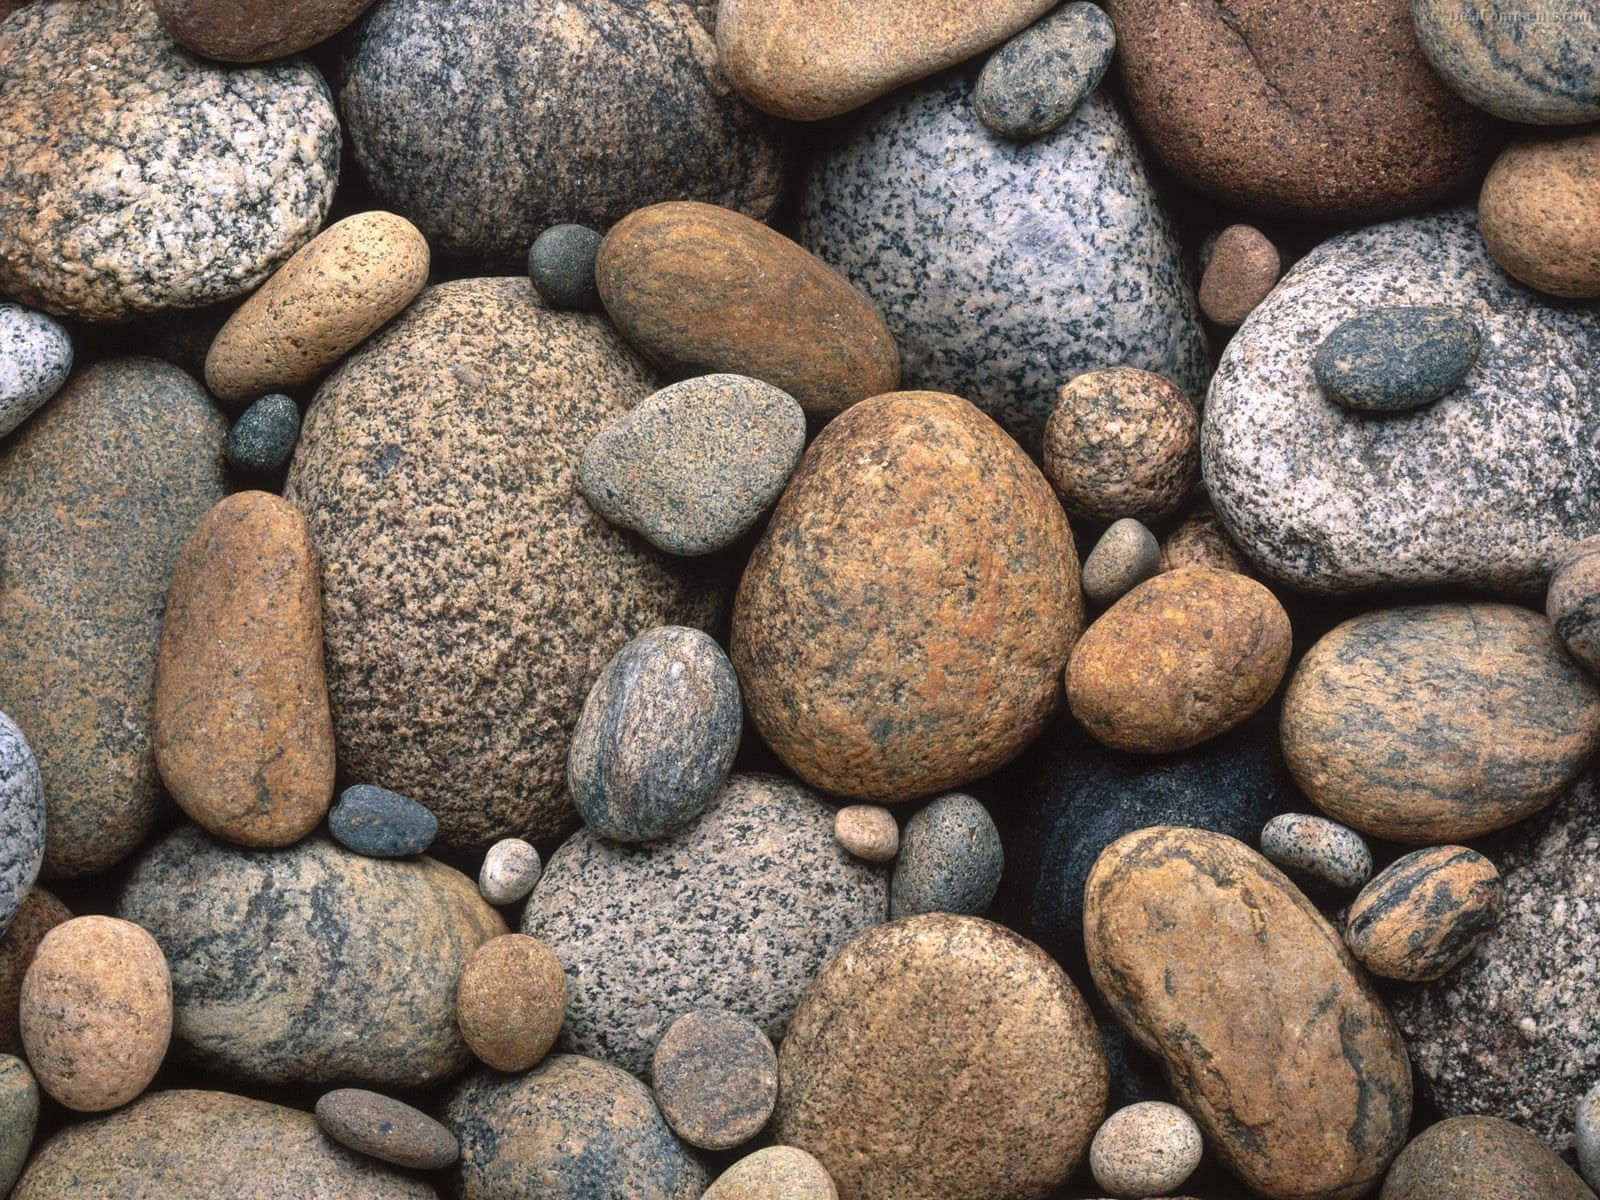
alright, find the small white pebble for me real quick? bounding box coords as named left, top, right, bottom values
left=1089, top=1101, right=1204, bottom=1198
left=479, top=838, right=542, bottom=906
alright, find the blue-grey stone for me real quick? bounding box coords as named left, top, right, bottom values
left=1412, top=0, right=1600, bottom=125
left=330, top=784, right=439, bottom=858
left=889, top=793, right=1004, bottom=919
left=973, top=2, right=1116, bottom=141
left=1313, top=306, right=1481, bottom=412
left=0, top=303, right=71, bottom=438
left=0, top=1055, right=37, bottom=1196
left=529, top=224, right=603, bottom=311
left=0, top=712, right=44, bottom=937
left=1260, top=812, right=1373, bottom=893
left=225, top=393, right=300, bottom=474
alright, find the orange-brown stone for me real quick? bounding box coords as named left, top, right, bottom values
left=1479, top=129, right=1600, bottom=300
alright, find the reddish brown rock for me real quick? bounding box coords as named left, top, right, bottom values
left=152, top=0, right=378, bottom=61
left=1381, top=1116, right=1596, bottom=1200
left=651, top=1009, right=777, bottom=1152
left=1199, top=224, right=1281, bottom=327
left=0, top=887, right=69, bottom=1057
left=1479, top=130, right=1600, bottom=300
left=1160, top=501, right=1252, bottom=576
left=456, top=934, right=566, bottom=1074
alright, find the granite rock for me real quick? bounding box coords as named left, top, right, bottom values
left=1160, top=501, right=1252, bottom=576
left=1550, top=536, right=1600, bottom=674
left=478, top=838, right=541, bottom=906
left=1345, top=845, right=1502, bottom=982
left=1381, top=1115, right=1597, bottom=1200
left=1479, top=130, right=1600, bottom=300
left=153, top=0, right=379, bottom=61
left=973, top=3, right=1116, bottom=141
left=329, top=785, right=438, bottom=858
left=1082, top=519, right=1161, bottom=608
left=0, top=714, right=43, bottom=936
left=1198, top=224, right=1281, bottom=328
left=889, top=793, right=1004, bottom=919
left=1260, top=813, right=1373, bottom=894
left=225, top=394, right=300, bottom=472
left=529, top=224, right=604, bottom=312
left=0, top=1055, right=37, bottom=1196
left=315, top=1089, right=459, bottom=1171
left=455, top=933, right=566, bottom=1074
left=1088, top=1102, right=1203, bottom=1199
left=1313, top=306, right=1482, bottom=412
left=0, top=888, right=69, bottom=1057
left=703, top=1147, right=838, bottom=1200
left=834, top=805, right=899, bottom=863
left=651, top=1008, right=777, bottom=1151
left=0, top=304, right=70, bottom=438
left=1579, top=1082, right=1600, bottom=1193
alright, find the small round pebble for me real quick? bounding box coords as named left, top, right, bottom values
left=1198, top=224, right=1281, bottom=327
left=328, top=784, right=439, bottom=858
left=702, top=1146, right=839, bottom=1200
left=1577, top=1080, right=1600, bottom=1193
left=1260, top=812, right=1373, bottom=893
left=973, top=2, right=1116, bottom=141
left=529, top=223, right=604, bottom=311
left=651, top=1008, right=777, bottom=1152
left=479, top=838, right=542, bottom=906
left=1549, top=535, right=1600, bottom=675
left=833, top=805, right=899, bottom=862
left=1082, top=518, right=1161, bottom=607
left=224, top=393, right=301, bottom=473
left=1345, top=845, right=1502, bottom=982
left=1479, top=130, right=1600, bottom=300
left=1088, top=1101, right=1204, bottom=1199
left=0, top=302, right=71, bottom=438
left=456, top=933, right=567, bottom=1073
left=315, top=1087, right=460, bottom=1170
left=1313, top=306, right=1481, bottom=412
left=0, top=1055, right=37, bottom=1196
left=890, top=793, right=1004, bottom=919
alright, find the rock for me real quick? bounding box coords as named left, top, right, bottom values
left=732, top=391, right=1082, bottom=801
left=800, top=78, right=1208, bottom=451
left=456, top=933, right=566, bottom=1073
left=1259, top=813, right=1373, bottom=894
left=578, top=374, right=806, bottom=555
left=1281, top=603, right=1600, bottom=843
left=1160, top=501, right=1251, bottom=575
left=1552, top=536, right=1600, bottom=674
left=1198, top=225, right=1281, bottom=327
left=0, top=714, right=43, bottom=935
left=1082, top=519, right=1161, bottom=608
left=19, top=916, right=171, bottom=1113
left=529, top=224, right=604, bottom=312
left=0, top=888, right=69, bottom=1056
left=703, top=1147, right=837, bottom=1200
left=1345, top=845, right=1502, bottom=982
left=1067, top=567, right=1291, bottom=754
left=1411, top=0, right=1600, bottom=125
left=316, top=1089, right=460, bottom=1171
left=1313, top=306, right=1481, bottom=412
left=205, top=211, right=431, bottom=403
left=1480, top=130, right=1600, bottom=300
left=972, top=3, right=1116, bottom=140
left=478, top=838, right=541, bottom=906
left=339, top=0, right=786, bottom=268
left=153, top=0, right=378, bottom=61
left=890, top=793, right=1004, bottom=918
left=521, top=774, right=887, bottom=1075
left=1580, top=1082, right=1600, bottom=1193
left=0, top=359, right=228, bottom=877
left=651, top=1009, right=777, bottom=1151
left=1088, top=1102, right=1203, bottom=1199
left=445, top=1055, right=708, bottom=1199
left=329, top=785, right=438, bottom=858
left=283, top=278, right=728, bottom=849
left=11, top=1089, right=435, bottom=1199
left=0, top=0, right=339, bottom=321
left=0, top=1056, right=37, bottom=1196
left=775, top=914, right=1107, bottom=1200
left=225, top=394, right=300, bottom=473
left=0, top=304, right=70, bottom=438
left=833, top=805, right=899, bottom=862
left=1103, top=0, right=1493, bottom=222
left=1084, top=827, right=1412, bottom=1200
left=115, top=827, right=506, bottom=1089
left=1381, top=1115, right=1596, bottom=1200
left=153, top=491, right=334, bottom=848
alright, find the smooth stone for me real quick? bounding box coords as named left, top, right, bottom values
left=1259, top=813, right=1373, bottom=894
left=732, top=391, right=1083, bottom=802
left=652, top=1008, right=777, bottom=1152
left=205, top=211, right=431, bottom=403
left=0, top=1056, right=38, bottom=1196
left=0, top=358, right=227, bottom=877
left=1381, top=1116, right=1597, bottom=1200
left=890, top=793, right=1004, bottom=918
left=154, top=491, right=334, bottom=848
left=1480, top=130, right=1600, bottom=300
left=521, top=774, right=887, bottom=1075
left=116, top=828, right=506, bottom=1089
left=1314, top=306, right=1481, bottom=411
left=283, top=278, right=727, bottom=849
left=1203, top=208, right=1600, bottom=596
left=1551, top=536, right=1600, bottom=673
left=225, top=394, right=300, bottom=472
left=529, top=224, right=603, bottom=312
left=833, top=805, right=899, bottom=862
left=0, top=888, right=69, bottom=1056
left=775, top=914, right=1107, bottom=1200
left=578, top=374, right=806, bottom=556
left=1084, top=827, right=1412, bottom=1200
left=0, top=304, right=70, bottom=437
left=703, top=1147, right=837, bottom=1200
left=153, top=0, right=378, bottom=61
left=1088, top=1102, right=1203, bottom=1199
left=0, top=714, right=43, bottom=935
left=478, top=838, right=541, bottom=906
left=1281, top=603, right=1600, bottom=843
left=1198, top=224, right=1281, bottom=327
left=1346, top=845, right=1502, bottom=982
left=1082, top=519, right=1161, bottom=608
left=800, top=78, right=1208, bottom=452
left=1579, top=1082, right=1600, bottom=1193
left=315, top=1089, right=459, bottom=1171
left=445, top=1055, right=708, bottom=1200
left=330, top=785, right=438, bottom=858
left=973, top=3, right=1116, bottom=140
left=1160, top=501, right=1252, bottom=576
left=456, top=933, right=566, bottom=1073
left=0, top=0, right=339, bottom=321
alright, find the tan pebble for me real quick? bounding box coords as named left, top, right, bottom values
left=0, top=887, right=70, bottom=1058
left=456, top=933, right=566, bottom=1072
left=1479, top=130, right=1600, bottom=300
left=702, top=1145, right=838, bottom=1200
left=1199, top=224, right=1281, bottom=327
left=1345, top=846, right=1502, bottom=982
left=833, top=806, right=899, bottom=861
left=1160, top=501, right=1251, bottom=576
left=652, top=1009, right=777, bottom=1151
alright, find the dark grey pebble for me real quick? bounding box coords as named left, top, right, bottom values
left=1312, top=305, right=1481, bottom=412
left=315, top=1088, right=460, bottom=1170
left=529, top=224, right=604, bottom=311
left=330, top=784, right=439, bottom=858
left=651, top=1008, right=777, bottom=1152
left=225, top=393, right=301, bottom=474
left=973, top=2, right=1116, bottom=141
left=890, top=793, right=1004, bottom=919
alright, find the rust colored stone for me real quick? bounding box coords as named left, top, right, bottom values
left=1479, top=130, right=1600, bottom=300
left=1199, top=224, right=1281, bottom=327
left=152, top=0, right=379, bottom=61
left=1345, top=846, right=1502, bottom=983
left=456, top=934, right=566, bottom=1074
left=1160, top=501, right=1252, bottom=576
left=0, top=887, right=69, bottom=1057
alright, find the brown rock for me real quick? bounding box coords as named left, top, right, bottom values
left=731, top=390, right=1083, bottom=802
left=703, top=1147, right=838, bottom=1200
left=315, top=1088, right=460, bottom=1171
left=594, top=201, right=901, bottom=419
left=456, top=933, right=566, bottom=1073
left=1199, top=224, right=1282, bottom=327
left=1548, top=534, right=1600, bottom=673
left=652, top=1009, right=777, bottom=1152
left=1479, top=130, right=1600, bottom=300
left=1066, top=567, right=1291, bottom=754
left=0, top=1, right=29, bottom=18
left=1345, top=846, right=1502, bottom=983
left=833, top=805, right=899, bottom=862
left=1381, top=1116, right=1596, bottom=1200
left=153, top=0, right=379, bottom=61
left=1084, top=826, right=1412, bottom=1200
left=153, top=491, right=334, bottom=848
left=1160, top=501, right=1252, bottom=576
left=0, top=888, right=69, bottom=1057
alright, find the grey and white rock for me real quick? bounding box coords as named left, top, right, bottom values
left=0, top=1055, right=37, bottom=1196
left=1260, top=812, right=1372, bottom=894
left=225, top=394, right=300, bottom=475
left=890, top=793, right=1004, bottom=919
left=1088, top=1101, right=1203, bottom=1199
left=1550, top=536, right=1600, bottom=675
left=1579, top=1081, right=1600, bottom=1193
left=529, top=224, right=604, bottom=312
left=315, top=1088, right=460, bottom=1171
left=1081, top=518, right=1161, bottom=607
left=479, top=838, right=542, bottom=906
left=0, top=305, right=70, bottom=437
left=973, top=3, right=1116, bottom=141
left=0, top=715, right=43, bottom=937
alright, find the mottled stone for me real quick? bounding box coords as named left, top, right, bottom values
left=732, top=391, right=1082, bottom=802
left=1084, top=827, right=1412, bottom=1200
left=1198, top=224, right=1281, bottom=328
left=833, top=805, right=899, bottom=862
left=776, top=914, right=1107, bottom=1200
left=456, top=933, right=566, bottom=1073
left=0, top=1056, right=37, bottom=1196
left=1381, top=1116, right=1596, bottom=1200
left=1089, top=1102, right=1203, bottom=1199
left=1160, top=501, right=1251, bottom=575
left=801, top=78, right=1209, bottom=452
left=0, top=888, right=69, bottom=1056
left=0, top=304, right=70, bottom=438
left=1346, top=845, right=1501, bottom=982
left=529, top=224, right=603, bottom=312
left=973, top=3, right=1116, bottom=140
left=0, top=359, right=227, bottom=877
left=1082, top=519, right=1161, bottom=608
left=652, top=1009, right=777, bottom=1151
left=283, top=278, right=727, bottom=849
left=1480, top=130, right=1600, bottom=300
left=1550, top=536, right=1600, bottom=674
left=890, top=793, right=1004, bottom=918
left=0, top=0, right=339, bottom=322
left=521, top=774, right=887, bottom=1075
left=478, top=838, right=541, bottom=906
left=1579, top=1082, right=1600, bottom=1193
left=1282, top=604, right=1600, bottom=843
left=225, top=393, right=300, bottom=472
left=1412, top=0, right=1600, bottom=125
left=154, top=0, right=378, bottom=60
left=330, top=785, right=438, bottom=858
left=1260, top=813, right=1373, bottom=894
left=115, top=828, right=506, bottom=1089
left=316, top=1089, right=459, bottom=1171
left=1313, top=306, right=1481, bottom=412
left=0, top=715, right=43, bottom=936
left=703, top=1147, right=837, bottom=1200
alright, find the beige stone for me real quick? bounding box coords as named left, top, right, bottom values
left=833, top=806, right=899, bottom=862
left=703, top=1147, right=837, bottom=1200
left=1479, top=130, right=1600, bottom=300
left=456, top=934, right=566, bottom=1073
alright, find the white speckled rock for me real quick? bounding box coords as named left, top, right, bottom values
left=479, top=839, right=541, bottom=906
left=1260, top=813, right=1372, bottom=894
left=0, top=714, right=43, bottom=938
left=1089, top=1101, right=1203, bottom=1198
left=1204, top=207, right=1600, bottom=597
left=0, top=305, right=70, bottom=437
left=801, top=73, right=1208, bottom=451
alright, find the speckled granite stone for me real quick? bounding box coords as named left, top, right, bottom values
left=1160, top=500, right=1252, bottom=576
left=973, top=2, right=1115, bottom=140
left=1412, top=0, right=1600, bottom=125
left=890, top=793, right=1004, bottom=918
left=0, top=0, right=339, bottom=322
left=225, top=394, right=300, bottom=475
left=1345, top=845, right=1501, bottom=982
left=339, top=0, right=787, bottom=268
left=316, top=1089, right=459, bottom=1172
left=800, top=78, right=1208, bottom=452
left=1203, top=208, right=1600, bottom=597
left=153, top=0, right=379, bottom=62
left=652, top=1008, right=777, bottom=1151
left=0, top=359, right=227, bottom=878
left=1480, top=130, right=1600, bottom=300
left=283, top=279, right=728, bottom=850
left=0, top=1056, right=37, bottom=1196
left=702, top=1147, right=837, bottom=1200
left=0, top=888, right=69, bottom=1057
left=0, top=304, right=70, bottom=438
left=115, top=827, right=506, bottom=1090
left=1089, top=1102, right=1203, bottom=1199
left=521, top=774, right=887, bottom=1075
left=1381, top=1116, right=1597, bottom=1200
left=1313, top=306, right=1481, bottom=412
left=1550, top=536, right=1600, bottom=674
left=0, top=715, right=42, bottom=936
left=1260, top=813, right=1373, bottom=894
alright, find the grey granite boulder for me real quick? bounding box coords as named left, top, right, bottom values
left=0, top=714, right=43, bottom=937
left=0, top=304, right=70, bottom=438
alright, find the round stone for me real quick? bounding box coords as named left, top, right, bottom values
left=973, top=2, right=1117, bottom=141
left=651, top=1009, right=777, bottom=1152
left=1198, top=224, right=1281, bottom=327
left=0, top=1056, right=38, bottom=1197
left=1345, top=845, right=1502, bottom=983
left=529, top=224, right=604, bottom=312
left=1381, top=1115, right=1595, bottom=1200
left=479, top=838, right=542, bottom=906
left=225, top=395, right=301, bottom=474
left=1259, top=813, right=1373, bottom=894
left=833, top=806, right=899, bottom=863
left=152, top=0, right=380, bottom=61
left=0, top=888, right=70, bottom=1058
left=1313, top=306, right=1482, bottom=412
left=0, top=714, right=44, bottom=937
left=702, top=1147, right=837, bottom=1200
left=890, top=793, right=1004, bottom=919
left=1551, top=536, right=1600, bottom=674
left=1088, top=1102, right=1203, bottom=1198
left=456, top=933, right=567, bottom=1074
left=1578, top=1081, right=1600, bottom=1194
left=1480, top=130, right=1600, bottom=300
left=1081, top=518, right=1161, bottom=608
left=0, top=304, right=71, bottom=438
left=1160, top=502, right=1251, bottom=576
left=329, top=784, right=439, bottom=858
left=315, top=1089, right=460, bottom=1171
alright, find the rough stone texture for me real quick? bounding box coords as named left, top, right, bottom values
left=1160, top=501, right=1251, bottom=575
left=154, top=0, right=378, bottom=61
left=801, top=78, right=1209, bottom=452
left=1198, top=224, right=1281, bottom=327
left=283, top=278, right=728, bottom=849
left=1084, top=827, right=1412, bottom=1200
left=1313, top=306, right=1481, bottom=412
left=226, top=394, right=300, bottom=473
left=315, top=1089, right=460, bottom=1171
left=0, top=359, right=227, bottom=878
left=703, top=1147, right=838, bottom=1200
left=1551, top=536, right=1600, bottom=674
left=1082, top=519, right=1161, bottom=608
left=529, top=224, right=603, bottom=311
left=732, top=391, right=1082, bottom=802
left=1381, top=1116, right=1597, bottom=1200
left=521, top=774, right=887, bottom=1076
left=0, top=303, right=70, bottom=438
left=206, top=211, right=431, bottom=402
left=1281, top=604, right=1600, bottom=843
left=1203, top=208, right=1600, bottom=597
left=1345, top=845, right=1502, bottom=982
left=115, top=827, right=506, bottom=1089
left=445, top=1056, right=708, bottom=1200
left=478, top=839, right=541, bottom=906
left=1088, top=1102, right=1203, bottom=1199
left=456, top=934, right=566, bottom=1073
left=0, top=888, right=69, bottom=1056
left=154, top=491, right=334, bottom=848
left=1480, top=131, right=1600, bottom=300
left=0, top=0, right=339, bottom=322
left=339, top=0, right=787, bottom=268
left=973, top=3, right=1116, bottom=141
left=775, top=914, right=1107, bottom=1200
left=1580, top=1082, right=1600, bottom=1192
left=12, top=1089, right=436, bottom=1199
left=1259, top=813, right=1373, bottom=893
left=1103, top=0, right=1495, bottom=222
left=0, top=1055, right=37, bottom=1196
left=328, top=785, right=438, bottom=858
left=651, top=1008, right=777, bottom=1151
left=834, top=805, right=899, bottom=862
left=0, top=714, right=43, bottom=936
left=890, top=793, right=1004, bottom=918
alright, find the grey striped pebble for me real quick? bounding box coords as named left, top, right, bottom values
left=1345, top=846, right=1502, bottom=982
left=1549, top=536, right=1600, bottom=676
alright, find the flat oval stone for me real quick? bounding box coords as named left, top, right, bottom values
left=973, top=3, right=1116, bottom=140
left=1345, top=845, right=1502, bottom=982
left=1550, top=536, right=1600, bottom=674
left=1081, top=519, right=1161, bottom=608
left=833, top=805, right=899, bottom=862
left=529, top=224, right=603, bottom=312
left=0, top=1056, right=38, bottom=1196
left=1314, top=306, right=1482, bottom=412
left=478, top=838, right=541, bottom=906
left=652, top=1008, right=777, bottom=1151
left=1480, top=130, right=1600, bottom=300
left=315, top=1088, right=459, bottom=1171
left=0, top=888, right=70, bottom=1057
left=1281, top=603, right=1600, bottom=843
left=890, top=793, right=1004, bottom=918
left=1084, top=827, right=1412, bottom=1200
left=153, top=0, right=379, bottom=61
left=1381, top=1115, right=1596, bottom=1200
left=0, top=304, right=70, bottom=438
left=1089, top=1101, right=1203, bottom=1198
left=330, top=785, right=438, bottom=858
left=225, top=394, right=300, bottom=472
left=1198, top=224, right=1281, bottom=327
left=456, top=933, right=566, bottom=1074
left=1260, top=812, right=1373, bottom=893
left=703, top=1147, right=837, bottom=1200
left=0, top=714, right=43, bottom=936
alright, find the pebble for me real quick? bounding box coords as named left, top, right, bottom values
left=329, top=785, right=439, bottom=858
left=890, top=794, right=1004, bottom=919
left=1313, top=306, right=1481, bottom=412
left=973, top=3, right=1117, bottom=141
left=0, top=888, right=70, bottom=1057
left=152, top=0, right=379, bottom=61
left=1259, top=813, right=1373, bottom=894
left=833, top=806, right=899, bottom=862
left=1160, top=501, right=1251, bottom=575
left=1345, top=846, right=1502, bottom=982
left=651, top=1008, right=777, bottom=1151
left=0, top=1056, right=37, bottom=1196
left=1088, top=1102, right=1204, bottom=1198
left=456, top=933, right=567, bottom=1073
left=578, top=374, right=806, bottom=556
left=479, top=839, right=542, bottom=907
left=702, top=1146, right=838, bottom=1200
left=224, top=394, right=300, bottom=473
left=1381, top=1115, right=1596, bottom=1200
left=1198, top=224, right=1281, bottom=327
left=1082, top=518, right=1161, bottom=607
left=528, top=224, right=604, bottom=311
left=1551, top=536, right=1600, bottom=674
left=0, top=714, right=44, bottom=935
left=0, top=304, right=71, bottom=438
left=314, top=1088, right=459, bottom=1171
left=20, top=916, right=172, bottom=1113
left=1578, top=1082, right=1600, bottom=1193
left=1479, top=130, right=1600, bottom=300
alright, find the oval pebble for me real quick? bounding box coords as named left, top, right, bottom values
left=479, top=838, right=542, bottom=907
left=973, top=2, right=1116, bottom=141
left=890, top=793, right=1004, bottom=919
left=703, top=1146, right=838, bottom=1200
left=1345, top=846, right=1502, bottom=982
left=315, top=1088, right=459, bottom=1171
left=529, top=224, right=603, bottom=311
left=652, top=1008, right=777, bottom=1151
left=0, top=304, right=71, bottom=438
left=1549, top=536, right=1600, bottom=675
left=1081, top=518, right=1161, bottom=608
left=1088, top=1101, right=1203, bottom=1198
left=329, top=784, right=439, bottom=858
left=1313, top=306, right=1481, bottom=412
left=1479, top=130, right=1600, bottom=300
left=0, top=1055, right=37, bottom=1196
left=1198, top=224, right=1281, bottom=328
left=456, top=933, right=567, bottom=1073
left=224, top=394, right=300, bottom=473
left=1260, top=813, right=1373, bottom=894
left=1381, top=1115, right=1596, bottom=1200
left=833, top=806, right=899, bottom=863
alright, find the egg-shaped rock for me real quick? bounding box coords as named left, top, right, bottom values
left=1345, top=845, right=1502, bottom=983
